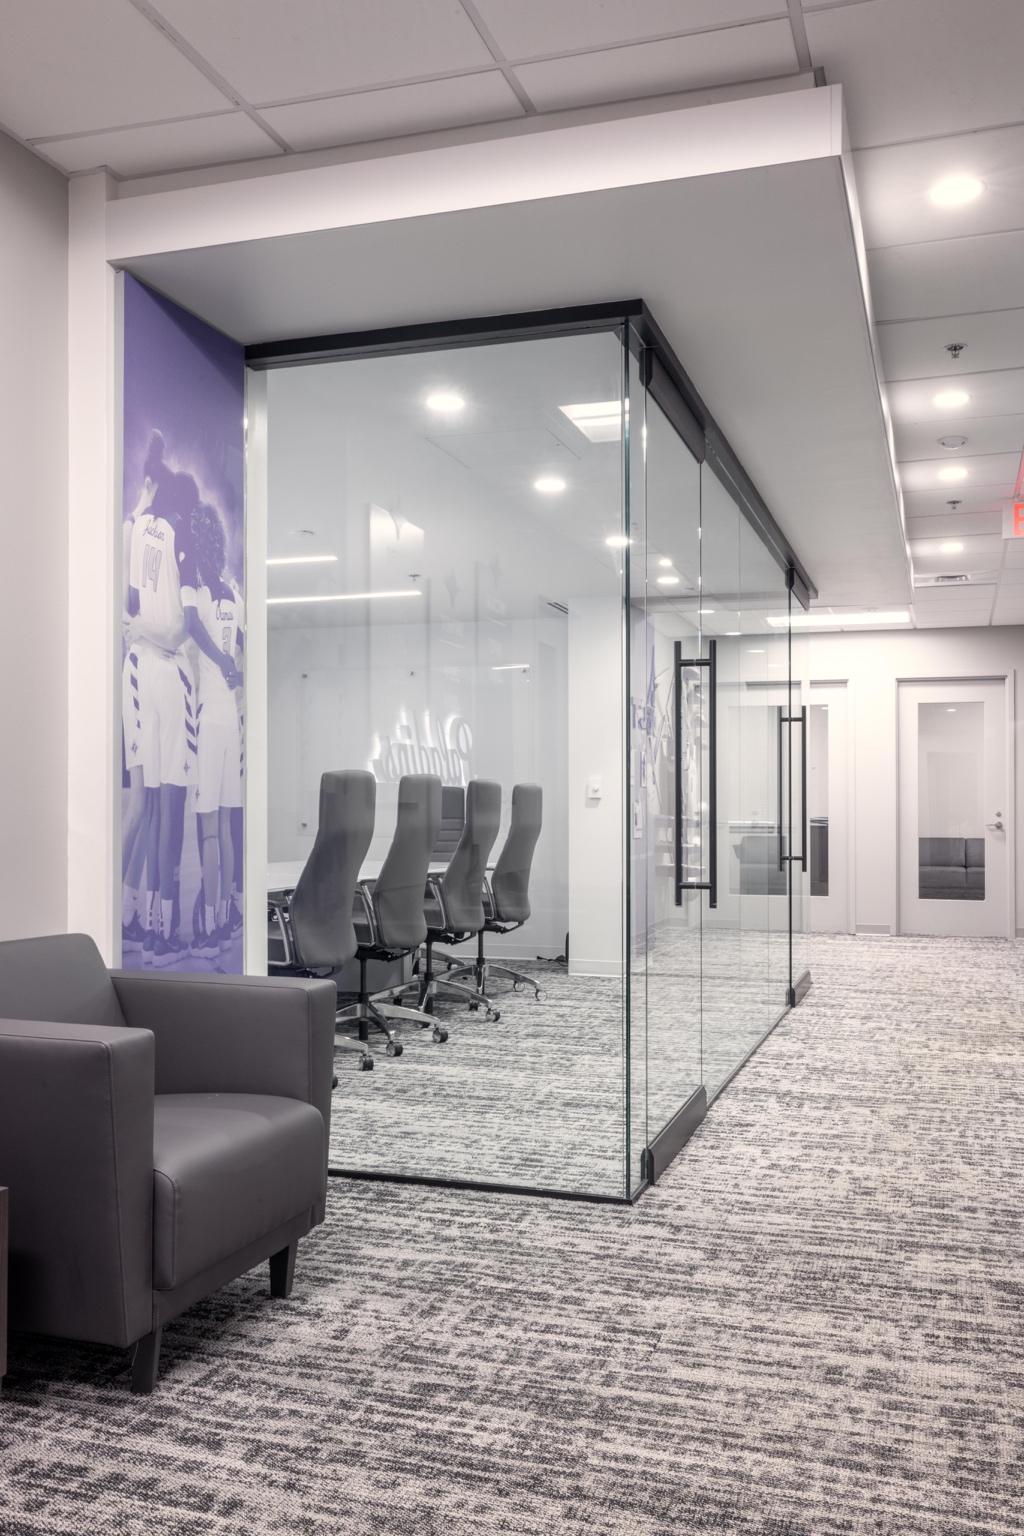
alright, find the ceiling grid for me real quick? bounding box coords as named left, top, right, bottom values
left=1, top=0, right=1021, bottom=624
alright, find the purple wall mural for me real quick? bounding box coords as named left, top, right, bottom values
left=120, top=275, right=245, bottom=972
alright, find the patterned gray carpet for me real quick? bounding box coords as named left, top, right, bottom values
left=331, top=926, right=793, bottom=1196
left=2, top=933, right=1022, bottom=1536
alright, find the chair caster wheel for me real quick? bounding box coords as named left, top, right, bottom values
left=386, top=1041, right=403, bottom=1057
left=432, top=1026, right=448, bottom=1043
left=359, top=1056, right=374, bottom=1071
left=488, top=1009, right=500, bottom=1023
left=468, top=1001, right=480, bottom=1012
left=534, top=990, right=543, bottom=1002
left=331, top=1074, right=339, bottom=1089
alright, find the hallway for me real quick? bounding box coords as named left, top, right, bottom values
left=2, top=933, right=1022, bottom=1535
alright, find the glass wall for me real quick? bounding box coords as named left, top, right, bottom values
left=259, top=313, right=812, bottom=1201
left=266, top=328, right=631, bottom=1197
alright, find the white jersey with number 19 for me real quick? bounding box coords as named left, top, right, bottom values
left=129, top=510, right=197, bottom=649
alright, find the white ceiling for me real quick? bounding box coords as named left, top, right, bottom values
left=2, top=0, right=1023, bottom=625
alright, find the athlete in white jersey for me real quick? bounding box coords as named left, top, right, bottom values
left=125, top=468, right=201, bottom=967
left=189, top=502, right=243, bottom=958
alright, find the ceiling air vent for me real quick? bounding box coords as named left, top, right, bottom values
left=914, top=573, right=971, bottom=588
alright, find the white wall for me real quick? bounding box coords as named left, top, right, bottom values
left=803, top=625, right=1024, bottom=935
left=0, top=132, right=68, bottom=939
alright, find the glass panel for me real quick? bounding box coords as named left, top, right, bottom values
left=265, top=328, right=628, bottom=1196
left=917, top=700, right=985, bottom=900
left=788, top=600, right=811, bottom=995
left=699, top=461, right=742, bottom=1097
left=628, top=355, right=702, bottom=1189
left=736, top=514, right=790, bottom=1055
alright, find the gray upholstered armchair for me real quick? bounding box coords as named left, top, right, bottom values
left=0, top=933, right=335, bottom=1392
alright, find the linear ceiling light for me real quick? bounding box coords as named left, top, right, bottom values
left=559, top=400, right=622, bottom=443
left=937, top=464, right=968, bottom=483
left=933, top=389, right=970, bottom=410
left=266, top=554, right=338, bottom=566
left=491, top=663, right=531, bottom=671
left=267, top=590, right=423, bottom=605
left=765, top=610, right=911, bottom=629
left=928, top=173, right=984, bottom=207
left=534, top=474, right=567, bottom=495
left=425, top=390, right=465, bottom=414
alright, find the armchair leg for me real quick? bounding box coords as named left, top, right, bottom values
left=131, top=1327, right=162, bottom=1394
left=270, top=1241, right=298, bottom=1299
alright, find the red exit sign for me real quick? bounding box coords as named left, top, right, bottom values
left=1002, top=501, right=1024, bottom=538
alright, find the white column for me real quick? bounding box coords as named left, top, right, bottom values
left=67, top=172, right=118, bottom=957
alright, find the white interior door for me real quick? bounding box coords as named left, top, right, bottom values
left=808, top=682, right=850, bottom=933
left=898, top=678, right=1010, bottom=938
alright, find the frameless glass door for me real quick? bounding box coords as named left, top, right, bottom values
left=628, top=354, right=703, bottom=1189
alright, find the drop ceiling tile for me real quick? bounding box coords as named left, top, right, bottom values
left=914, top=602, right=994, bottom=620
left=1000, top=538, right=1024, bottom=566
left=996, top=565, right=1024, bottom=583
left=896, top=415, right=1024, bottom=462
left=992, top=595, right=1024, bottom=622
left=471, top=0, right=784, bottom=58
left=903, top=489, right=1005, bottom=524
left=900, top=453, right=1019, bottom=494
left=911, top=534, right=1004, bottom=567
left=854, top=123, right=1024, bottom=251
left=512, top=20, right=799, bottom=114
left=869, top=231, right=1024, bottom=327
left=40, top=110, right=282, bottom=177
left=0, top=0, right=228, bottom=139
left=907, top=511, right=1004, bottom=540
left=887, top=371, right=1024, bottom=425
left=879, top=309, right=1024, bottom=382
left=260, top=72, right=523, bottom=151
left=150, top=0, right=493, bottom=104
left=805, top=0, right=1024, bottom=149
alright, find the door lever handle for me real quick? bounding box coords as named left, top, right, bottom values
left=987, top=820, right=1004, bottom=831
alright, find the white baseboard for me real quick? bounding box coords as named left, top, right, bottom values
left=855, top=923, right=892, bottom=934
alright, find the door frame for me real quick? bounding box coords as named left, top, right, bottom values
left=895, top=671, right=1016, bottom=940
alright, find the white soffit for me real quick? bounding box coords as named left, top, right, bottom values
left=109, top=85, right=906, bottom=609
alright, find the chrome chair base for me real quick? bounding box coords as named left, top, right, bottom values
left=444, top=956, right=543, bottom=1001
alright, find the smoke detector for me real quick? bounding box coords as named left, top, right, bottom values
left=938, top=435, right=968, bottom=450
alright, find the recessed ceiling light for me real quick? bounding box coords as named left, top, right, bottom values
left=559, top=400, right=622, bottom=443
left=933, top=389, right=970, bottom=410
left=266, top=553, right=338, bottom=567
left=605, top=534, right=631, bottom=549
left=937, top=465, right=968, bottom=483
left=658, top=557, right=673, bottom=568
left=425, top=390, right=465, bottom=414
left=534, top=475, right=567, bottom=495
left=725, top=630, right=741, bottom=636
left=946, top=707, right=957, bottom=713
left=747, top=648, right=765, bottom=654
left=266, top=590, right=422, bottom=605
left=698, top=608, right=715, bottom=615
left=939, top=540, right=965, bottom=553
left=491, top=663, right=531, bottom=671
left=656, top=574, right=680, bottom=587
left=929, top=173, right=984, bottom=208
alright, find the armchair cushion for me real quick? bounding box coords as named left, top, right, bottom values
left=152, top=1093, right=325, bottom=1291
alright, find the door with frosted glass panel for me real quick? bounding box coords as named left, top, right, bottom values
left=898, top=679, right=1010, bottom=937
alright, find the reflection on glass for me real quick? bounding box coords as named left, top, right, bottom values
left=917, top=700, right=985, bottom=900
left=266, top=328, right=629, bottom=1196
left=809, top=702, right=829, bottom=896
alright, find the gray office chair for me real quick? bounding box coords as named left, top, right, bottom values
left=268, top=769, right=378, bottom=1070
left=431, top=784, right=465, bottom=862
left=447, top=783, right=543, bottom=1001
left=398, top=778, right=502, bottom=1021
left=337, top=774, right=449, bottom=1051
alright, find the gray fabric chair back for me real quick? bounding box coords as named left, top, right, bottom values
left=440, top=779, right=501, bottom=933
left=0, top=932, right=125, bottom=1030
left=291, top=770, right=375, bottom=970
left=431, top=784, right=465, bottom=861
left=491, top=783, right=543, bottom=923
left=374, top=775, right=442, bottom=950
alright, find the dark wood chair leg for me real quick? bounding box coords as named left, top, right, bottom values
left=269, top=1241, right=297, bottom=1299
left=131, top=1327, right=162, bottom=1394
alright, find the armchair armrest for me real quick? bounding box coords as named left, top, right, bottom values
left=0, top=1018, right=154, bottom=1347
left=111, top=971, right=335, bottom=1150
left=354, top=880, right=379, bottom=946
